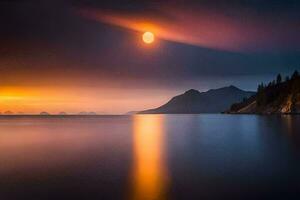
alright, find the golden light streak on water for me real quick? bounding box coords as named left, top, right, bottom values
left=132, top=115, right=168, bottom=200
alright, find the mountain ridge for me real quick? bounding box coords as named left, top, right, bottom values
left=228, top=71, right=300, bottom=114
left=139, top=86, right=255, bottom=114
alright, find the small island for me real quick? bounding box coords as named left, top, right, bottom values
left=40, top=112, right=51, bottom=115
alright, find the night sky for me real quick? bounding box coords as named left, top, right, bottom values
left=0, top=0, right=300, bottom=114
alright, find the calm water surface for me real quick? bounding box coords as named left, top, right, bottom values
left=0, top=114, right=300, bottom=200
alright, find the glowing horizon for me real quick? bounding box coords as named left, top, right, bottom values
left=0, top=86, right=176, bottom=114
left=0, top=1, right=299, bottom=114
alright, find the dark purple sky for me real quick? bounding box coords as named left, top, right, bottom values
left=0, top=0, right=299, bottom=113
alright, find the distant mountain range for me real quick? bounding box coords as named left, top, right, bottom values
left=139, top=86, right=255, bottom=114
left=228, top=71, right=300, bottom=114
left=2, top=111, right=14, bottom=115
left=58, top=112, right=67, bottom=115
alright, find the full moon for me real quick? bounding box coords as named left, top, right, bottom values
left=142, top=32, right=155, bottom=44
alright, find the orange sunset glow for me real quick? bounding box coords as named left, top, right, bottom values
left=1, top=1, right=300, bottom=200
left=0, top=1, right=299, bottom=115
left=0, top=86, right=174, bottom=114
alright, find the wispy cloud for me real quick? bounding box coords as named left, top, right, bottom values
left=78, top=4, right=300, bottom=52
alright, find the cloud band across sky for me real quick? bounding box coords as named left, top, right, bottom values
left=79, top=2, right=300, bottom=52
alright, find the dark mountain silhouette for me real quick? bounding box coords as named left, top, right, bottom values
left=125, top=111, right=139, bottom=115
left=4, top=111, right=14, bottom=115
left=58, top=112, right=67, bottom=115
left=87, top=112, right=97, bottom=115
left=78, top=111, right=97, bottom=115
left=78, top=111, right=88, bottom=115
left=228, top=71, right=300, bottom=114
left=139, top=86, right=255, bottom=114
left=40, top=111, right=50, bottom=115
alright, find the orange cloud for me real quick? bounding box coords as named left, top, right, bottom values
left=79, top=6, right=300, bottom=52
